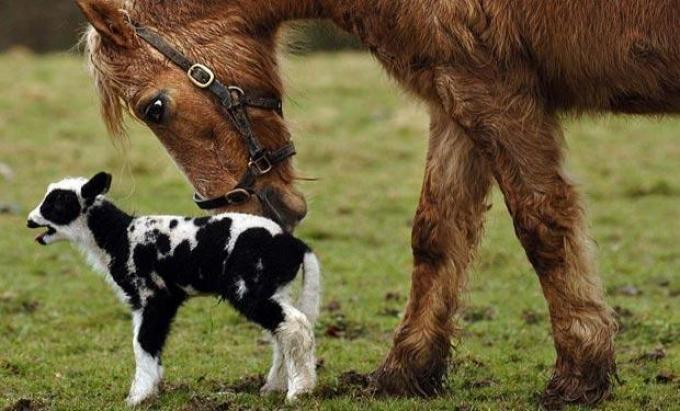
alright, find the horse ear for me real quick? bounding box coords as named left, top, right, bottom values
left=82, top=172, right=112, bottom=199
left=75, top=0, right=135, bottom=48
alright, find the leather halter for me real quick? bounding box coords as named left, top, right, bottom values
left=133, top=24, right=296, bottom=214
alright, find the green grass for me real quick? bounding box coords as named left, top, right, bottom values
left=0, top=50, right=678, bottom=410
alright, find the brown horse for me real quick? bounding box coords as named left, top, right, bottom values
left=76, top=0, right=680, bottom=408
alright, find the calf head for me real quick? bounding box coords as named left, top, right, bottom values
left=27, top=172, right=112, bottom=245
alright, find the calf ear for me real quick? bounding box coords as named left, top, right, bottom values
left=75, top=0, right=135, bottom=48
left=82, top=172, right=112, bottom=199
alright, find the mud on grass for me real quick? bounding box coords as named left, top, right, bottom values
left=0, top=51, right=679, bottom=410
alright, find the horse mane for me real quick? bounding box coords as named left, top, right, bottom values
left=83, top=26, right=128, bottom=139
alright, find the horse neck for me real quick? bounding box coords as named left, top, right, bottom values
left=249, top=0, right=427, bottom=47
left=251, top=0, right=456, bottom=100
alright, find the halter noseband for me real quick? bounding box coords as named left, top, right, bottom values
left=133, top=24, right=296, bottom=216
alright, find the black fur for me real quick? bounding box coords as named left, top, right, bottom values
left=87, top=201, right=139, bottom=308
left=40, top=190, right=81, bottom=225
left=81, top=172, right=112, bottom=200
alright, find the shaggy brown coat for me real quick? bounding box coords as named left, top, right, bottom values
left=77, top=0, right=680, bottom=408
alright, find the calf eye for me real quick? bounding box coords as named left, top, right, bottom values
left=144, top=97, right=166, bottom=124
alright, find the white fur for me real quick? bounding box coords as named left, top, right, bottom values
left=235, top=278, right=248, bottom=299
left=261, top=334, right=288, bottom=394
left=298, top=252, right=321, bottom=324
left=79, top=234, right=130, bottom=304
left=127, top=310, right=163, bottom=406
left=274, top=300, right=316, bottom=402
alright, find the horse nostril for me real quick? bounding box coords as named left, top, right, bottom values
left=292, top=205, right=307, bottom=223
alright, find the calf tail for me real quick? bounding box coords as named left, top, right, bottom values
left=297, top=251, right=321, bottom=324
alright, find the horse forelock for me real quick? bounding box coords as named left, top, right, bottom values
left=82, top=2, right=284, bottom=141
left=83, top=27, right=130, bottom=139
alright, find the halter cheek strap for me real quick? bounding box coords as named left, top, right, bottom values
left=133, top=24, right=296, bottom=213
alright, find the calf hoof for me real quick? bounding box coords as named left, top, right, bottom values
left=285, top=388, right=312, bottom=403
left=126, top=393, right=155, bottom=407
left=126, top=386, right=159, bottom=407
left=285, top=382, right=315, bottom=402
left=260, top=382, right=286, bottom=396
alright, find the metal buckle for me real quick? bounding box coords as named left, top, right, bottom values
left=187, top=64, right=215, bottom=88
left=224, top=188, right=251, bottom=204
left=249, top=154, right=272, bottom=175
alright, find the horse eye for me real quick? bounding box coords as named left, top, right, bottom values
left=144, top=97, right=165, bottom=124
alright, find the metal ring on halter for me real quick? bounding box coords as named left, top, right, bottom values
left=223, top=188, right=252, bottom=204
left=227, top=86, right=244, bottom=95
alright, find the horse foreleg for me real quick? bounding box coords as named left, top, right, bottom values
left=436, top=67, right=617, bottom=408
left=372, top=109, right=493, bottom=396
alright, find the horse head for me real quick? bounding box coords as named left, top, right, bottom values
left=77, top=0, right=309, bottom=230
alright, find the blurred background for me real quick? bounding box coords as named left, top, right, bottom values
left=0, top=0, right=361, bottom=53
left=1, top=2, right=678, bottom=410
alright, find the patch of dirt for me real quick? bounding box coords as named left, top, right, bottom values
left=624, top=180, right=679, bottom=198
left=322, top=314, right=366, bottom=340
left=613, top=305, right=634, bottom=318
left=656, top=278, right=670, bottom=287
left=613, top=285, right=642, bottom=296
left=20, top=301, right=39, bottom=313
left=316, top=370, right=375, bottom=399
left=635, top=347, right=666, bottom=363
left=378, top=307, right=401, bottom=317
left=179, top=396, right=232, bottom=411
left=0, top=293, right=39, bottom=315
left=316, top=357, right=325, bottom=370
left=654, top=371, right=675, bottom=384
left=521, top=309, right=542, bottom=325
left=185, top=375, right=265, bottom=397
left=219, top=374, right=265, bottom=394
left=336, top=206, right=353, bottom=215
left=0, top=360, right=22, bottom=376
left=0, top=203, right=21, bottom=215
left=463, top=306, right=496, bottom=323
left=384, top=291, right=403, bottom=302
left=462, top=378, right=497, bottom=389
left=339, top=370, right=370, bottom=386
left=306, top=229, right=337, bottom=241
left=3, top=399, right=47, bottom=411
left=323, top=299, right=342, bottom=312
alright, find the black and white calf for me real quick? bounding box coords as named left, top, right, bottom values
left=27, top=172, right=320, bottom=405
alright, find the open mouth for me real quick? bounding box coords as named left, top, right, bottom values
left=27, top=221, right=56, bottom=245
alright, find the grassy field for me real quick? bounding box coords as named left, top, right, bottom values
left=0, top=50, right=678, bottom=410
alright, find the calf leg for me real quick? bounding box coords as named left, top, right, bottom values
left=439, top=68, right=617, bottom=408
left=127, top=294, right=182, bottom=406
left=260, top=335, right=287, bottom=394
left=373, top=109, right=493, bottom=395
left=275, top=301, right=316, bottom=401
left=248, top=296, right=316, bottom=401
